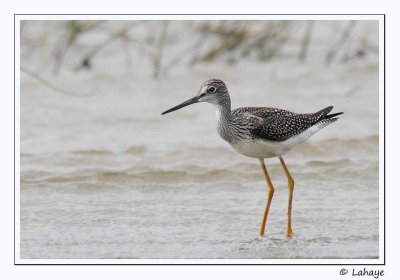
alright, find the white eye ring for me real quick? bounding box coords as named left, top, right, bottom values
left=208, top=86, right=216, bottom=93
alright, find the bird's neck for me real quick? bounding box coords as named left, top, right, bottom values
left=215, top=101, right=237, bottom=143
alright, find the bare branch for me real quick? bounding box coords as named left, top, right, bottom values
left=325, top=21, right=357, bottom=65
left=298, top=21, right=314, bottom=61
left=21, top=66, right=91, bottom=97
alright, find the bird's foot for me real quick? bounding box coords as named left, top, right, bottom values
left=286, top=228, right=293, bottom=238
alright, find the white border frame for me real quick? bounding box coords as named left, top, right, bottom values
left=14, top=14, right=385, bottom=265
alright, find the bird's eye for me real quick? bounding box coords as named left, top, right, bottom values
left=208, top=86, right=216, bottom=93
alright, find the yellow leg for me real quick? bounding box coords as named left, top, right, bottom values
left=259, top=159, right=275, bottom=237
left=279, top=156, right=294, bottom=237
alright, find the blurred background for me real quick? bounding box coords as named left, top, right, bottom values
left=20, top=20, right=379, bottom=259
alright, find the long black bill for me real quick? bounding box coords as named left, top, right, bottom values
left=161, top=96, right=199, bottom=115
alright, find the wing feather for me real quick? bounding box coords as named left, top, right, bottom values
left=232, top=106, right=334, bottom=142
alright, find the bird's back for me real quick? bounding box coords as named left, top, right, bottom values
left=231, top=106, right=342, bottom=142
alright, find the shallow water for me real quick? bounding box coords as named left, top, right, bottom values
left=20, top=20, right=380, bottom=259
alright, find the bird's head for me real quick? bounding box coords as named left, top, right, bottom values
left=161, top=79, right=230, bottom=115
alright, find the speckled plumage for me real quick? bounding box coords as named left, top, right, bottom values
left=232, top=106, right=338, bottom=142
left=203, top=79, right=343, bottom=158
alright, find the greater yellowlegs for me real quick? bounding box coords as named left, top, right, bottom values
left=162, top=79, right=343, bottom=237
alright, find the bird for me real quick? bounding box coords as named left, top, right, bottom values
left=161, top=78, right=343, bottom=237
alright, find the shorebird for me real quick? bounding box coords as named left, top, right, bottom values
left=162, top=79, right=343, bottom=237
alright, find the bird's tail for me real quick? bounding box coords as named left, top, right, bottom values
left=326, top=112, right=344, bottom=119
left=313, top=106, right=343, bottom=124
left=316, top=107, right=343, bottom=126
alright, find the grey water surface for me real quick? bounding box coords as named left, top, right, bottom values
left=20, top=20, right=379, bottom=259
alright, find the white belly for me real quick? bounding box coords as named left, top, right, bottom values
left=231, top=140, right=287, bottom=158
left=230, top=122, right=328, bottom=159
